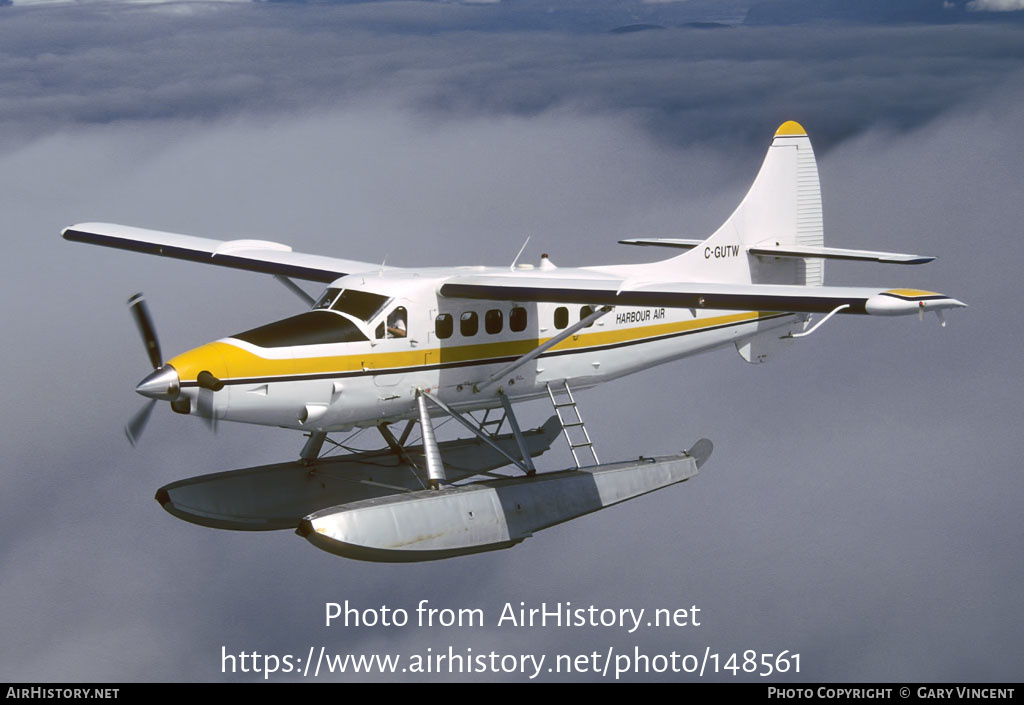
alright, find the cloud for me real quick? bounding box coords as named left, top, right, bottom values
left=743, top=0, right=1024, bottom=23
left=2, top=5, right=1024, bottom=155
left=968, top=0, right=1024, bottom=10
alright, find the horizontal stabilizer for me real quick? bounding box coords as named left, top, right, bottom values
left=748, top=243, right=935, bottom=265
left=618, top=238, right=703, bottom=250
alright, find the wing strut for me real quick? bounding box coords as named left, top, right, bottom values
left=274, top=275, right=316, bottom=306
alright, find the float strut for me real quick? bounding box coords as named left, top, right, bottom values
left=300, top=431, right=327, bottom=466
left=377, top=422, right=420, bottom=472
left=499, top=390, right=535, bottom=475
left=397, top=418, right=416, bottom=446
left=420, top=391, right=531, bottom=475
left=416, top=391, right=448, bottom=490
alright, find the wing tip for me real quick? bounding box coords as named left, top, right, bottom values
left=62, top=222, right=112, bottom=240
left=61, top=225, right=85, bottom=241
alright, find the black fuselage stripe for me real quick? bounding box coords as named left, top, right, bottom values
left=178, top=313, right=790, bottom=388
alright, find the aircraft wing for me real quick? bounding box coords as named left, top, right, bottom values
left=440, top=274, right=966, bottom=316
left=63, top=222, right=383, bottom=283
left=619, top=239, right=935, bottom=264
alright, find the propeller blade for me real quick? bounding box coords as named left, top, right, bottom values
left=128, top=292, right=163, bottom=369
left=125, top=399, right=157, bottom=447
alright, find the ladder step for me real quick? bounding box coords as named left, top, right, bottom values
left=547, top=380, right=598, bottom=468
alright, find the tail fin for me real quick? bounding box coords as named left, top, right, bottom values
left=669, top=121, right=825, bottom=286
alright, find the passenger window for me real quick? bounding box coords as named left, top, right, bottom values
left=510, top=306, right=527, bottom=332
left=460, top=311, right=479, bottom=336
left=581, top=306, right=594, bottom=327
left=435, top=313, right=453, bottom=339
left=554, top=307, right=568, bottom=329
left=485, top=309, right=503, bottom=335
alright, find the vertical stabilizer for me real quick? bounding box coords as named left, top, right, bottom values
left=668, top=121, right=825, bottom=286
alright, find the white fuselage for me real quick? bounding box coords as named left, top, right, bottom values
left=167, top=266, right=796, bottom=432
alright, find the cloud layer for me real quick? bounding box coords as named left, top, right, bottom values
left=1, top=3, right=1021, bottom=682
left=2, top=4, right=1024, bottom=154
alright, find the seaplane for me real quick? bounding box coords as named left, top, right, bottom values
left=64, top=121, right=964, bottom=562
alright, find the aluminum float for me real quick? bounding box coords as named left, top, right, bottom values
left=156, top=417, right=561, bottom=531
left=297, top=439, right=712, bottom=562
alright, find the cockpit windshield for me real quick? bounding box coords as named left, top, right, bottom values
left=233, top=311, right=369, bottom=348
left=312, top=287, right=390, bottom=322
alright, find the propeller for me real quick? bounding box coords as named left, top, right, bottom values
left=123, top=293, right=186, bottom=445
left=125, top=399, right=157, bottom=447
left=124, top=292, right=225, bottom=444
left=125, top=293, right=164, bottom=446
left=128, top=292, right=162, bottom=369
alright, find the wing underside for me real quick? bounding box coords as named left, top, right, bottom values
left=440, top=274, right=965, bottom=317
left=619, top=239, right=935, bottom=264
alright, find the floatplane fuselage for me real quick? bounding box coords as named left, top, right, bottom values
left=152, top=266, right=795, bottom=433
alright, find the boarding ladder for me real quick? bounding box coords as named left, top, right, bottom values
left=546, top=381, right=599, bottom=468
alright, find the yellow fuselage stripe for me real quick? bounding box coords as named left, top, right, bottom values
left=169, top=311, right=766, bottom=382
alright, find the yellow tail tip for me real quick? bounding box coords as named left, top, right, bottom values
left=775, top=120, right=806, bottom=137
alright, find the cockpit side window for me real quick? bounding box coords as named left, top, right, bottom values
left=384, top=307, right=407, bottom=338
left=376, top=306, right=408, bottom=339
